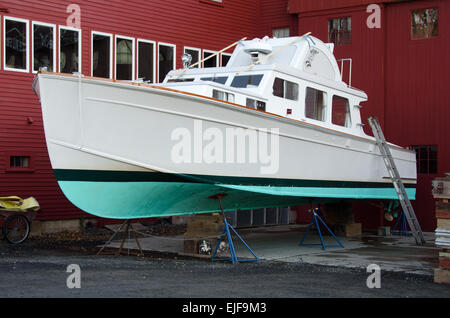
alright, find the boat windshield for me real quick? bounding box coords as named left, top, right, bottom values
left=230, top=74, right=264, bottom=88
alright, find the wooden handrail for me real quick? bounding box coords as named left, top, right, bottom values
left=170, top=37, right=247, bottom=77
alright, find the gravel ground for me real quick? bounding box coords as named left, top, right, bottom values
left=0, top=235, right=449, bottom=298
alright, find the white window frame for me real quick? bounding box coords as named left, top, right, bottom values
left=58, top=25, right=82, bottom=73
left=115, top=35, right=135, bottom=81
left=183, top=46, right=201, bottom=68
left=220, top=52, right=232, bottom=67
left=91, top=31, right=113, bottom=78
left=3, top=16, right=30, bottom=73
left=157, top=42, right=176, bottom=83
left=31, top=21, right=56, bottom=74
left=137, top=39, right=156, bottom=83
left=202, top=49, right=218, bottom=68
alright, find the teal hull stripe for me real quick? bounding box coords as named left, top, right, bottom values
left=53, top=169, right=415, bottom=189
left=57, top=180, right=415, bottom=219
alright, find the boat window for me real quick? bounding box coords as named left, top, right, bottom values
left=213, top=89, right=234, bottom=103
left=167, top=78, right=195, bottom=83
left=305, top=87, right=327, bottom=121
left=332, top=96, right=352, bottom=127
left=272, top=78, right=298, bottom=101
left=246, top=98, right=266, bottom=111
left=230, top=74, right=264, bottom=88
left=201, top=76, right=228, bottom=84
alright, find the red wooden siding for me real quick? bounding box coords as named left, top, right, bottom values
left=0, top=0, right=294, bottom=220
left=294, top=0, right=449, bottom=231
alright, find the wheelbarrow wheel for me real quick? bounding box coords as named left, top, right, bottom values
left=3, top=214, right=30, bottom=244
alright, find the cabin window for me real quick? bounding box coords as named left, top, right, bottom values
left=246, top=98, right=266, bottom=111
left=4, top=17, right=29, bottom=72
left=184, top=47, right=200, bottom=68
left=167, top=78, right=194, bottom=83
left=231, top=74, right=264, bottom=88
left=272, top=27, right=290, bottom=38
left=10, top=156, right=30, bottom=168
left=411, top=8, right=438, bottom=39
left=203, top=50, right=218, bottom=68
left=138, top=40, right=155, bottom=83
left=32, top=22, right=55, bottom=72
left=201, top=76, right=228, bottom=84
left=410, top=145, right=437, bottom=174
left=332, top=96, right=351, bottom=127
left=305, top=87, right=327, bottom=121
left=92, top=32, right=112, bottom=78
left=59, top=27, right=80, bottom=73
left=328, top=17, right=351, bottom=45
left=213, top=89, right=234, bottom=103
left=272, top=78, right=298, bottom=101
left=221, top=53, right=232, bottom=67
left=116, top=36, right=134, bottom=80
left=158, top=43, right=175, bottom=82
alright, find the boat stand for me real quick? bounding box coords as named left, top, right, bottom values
left=392, top=211, right=412, bottom=237
left=209, top=193, right=259, bottom=264
left=97, top=219, right=144, bottom=257
left=300, top=208, right=344, bottom=250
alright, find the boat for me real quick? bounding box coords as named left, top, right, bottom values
left=32, top=34, right=417, bottom=219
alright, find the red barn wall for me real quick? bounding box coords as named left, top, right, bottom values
left=291, top=0, right=449, bottom=231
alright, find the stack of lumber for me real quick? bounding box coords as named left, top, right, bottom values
left=183, top=214, right=224, bottom=254
left=432, top=173, right=450, bottom=284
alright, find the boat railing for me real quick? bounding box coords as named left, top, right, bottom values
left=337, top=58, right=352, bottom=87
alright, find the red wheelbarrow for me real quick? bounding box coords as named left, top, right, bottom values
left=0, top=197, right=39, bottom=244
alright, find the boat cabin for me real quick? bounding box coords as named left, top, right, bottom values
left=161, top=36, right=368, bottom=137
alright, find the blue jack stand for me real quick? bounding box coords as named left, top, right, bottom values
left=209, top=193, right=259, bottom=264
left=300, top=207, right=344, bottom=250
left=392, top=211, right=412, bottom=236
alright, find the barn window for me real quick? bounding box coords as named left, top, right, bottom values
left=32, top=22, right=55, bottom=72
left=411, top=8, right=438, bottom=39
left=158, top=43, right=175, bottom=82
left=203, top=50, right=218, bottom=68
left=4, top=17, right=29, bottom=72
left=92, top=32, right=112, bottom=78
left=272, top=78, right=298, bottom=101
left=10, top=156, right=30, bottom=168
left=59, top=26, right=81, bottom=73
left=273, top=27, right=290, bottom=38
left=138, top=39, right=155, bottom=83
left=116, top=36, right=134, bottom=80
left=221, top=53, right=232, bottom=66
left=410, top=145, right=437, bottom=174
left=332, top=95, right=351, bottom=127
left=328, top=17, right=351, bottom=45
left=305, top=87, right=327, bottom=121
left=184, top=47, right=200, bottom=68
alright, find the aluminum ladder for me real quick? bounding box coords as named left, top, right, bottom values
left=368, top=117, right=426, bottom=245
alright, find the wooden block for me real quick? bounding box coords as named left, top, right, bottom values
left=378, top=226, right=391, bottom=236
left=334, top=223, right=361, bottom=237
left=439, top=257, right=450, bottom=270
left=436, top=211, right=450, bottom=219
left=437, top=218, right=450, bottom=229
left=434, top=268, right=450, bottom=284
left=183, top=239, right=199, bottom=254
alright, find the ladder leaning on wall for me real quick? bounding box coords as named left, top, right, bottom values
left=368, top=117, right=426, bottom=245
